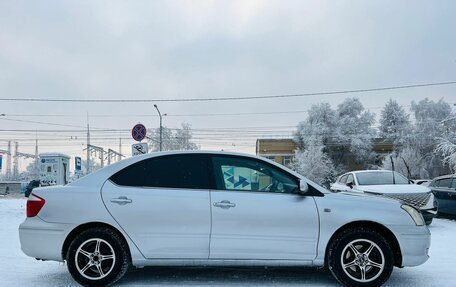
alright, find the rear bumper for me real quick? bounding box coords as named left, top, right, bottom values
left=19, top=217, right=73, bottom=262
left=390, top=225, right=431, bottom=267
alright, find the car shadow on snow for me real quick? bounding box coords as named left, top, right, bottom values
left=118, top=266, right=339, bottom=286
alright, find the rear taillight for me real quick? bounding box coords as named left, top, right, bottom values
left=27, top=194, right=46, bottom=217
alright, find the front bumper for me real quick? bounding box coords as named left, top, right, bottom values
left=19, top=217, right=73, bottom=262
left=389, top=224, right=431, bottom=267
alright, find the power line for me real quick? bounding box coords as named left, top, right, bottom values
left=1, top=105, right=394, bottom=118
left=3, top=111, right=309, bottom=117
left=0, top=81, right=455, bottom=103
left=0, top=117, right=121, bottom=131
left=0, top=126, right=297, bottom=133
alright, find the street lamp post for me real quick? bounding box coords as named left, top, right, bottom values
left=154, top=104, right=166, bottom=151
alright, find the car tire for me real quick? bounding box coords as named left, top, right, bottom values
left=66, top=227, right=130, bottom=287
left=327, top=227, right=394, bottom=287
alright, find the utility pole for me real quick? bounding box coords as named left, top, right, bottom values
left=118, top=137, right=122, bottom=161
left=0, top=143, right=12, bottom=180
left=154, top=104, right=167, bottom=151
left=35, top=137, right=39, bottom=178
left=13, top=142, right=18, bottom=180
left=6, top=141, right=11, bottom=179
left=86, top=113, right=90, bottom=174
left=107, top=149, right=123, bottom=165
left=85, top=144, right=106, bottom=168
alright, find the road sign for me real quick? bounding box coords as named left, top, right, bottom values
left=132, top=123, right=147, bottom=142
left=0, top=154, right=2, bottom=171
left=132, top=143, right=148, bottom=156
left=75, top=156, right=82, bottom=171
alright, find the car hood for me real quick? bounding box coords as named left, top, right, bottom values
left=355, top=184, right=430, bottom=194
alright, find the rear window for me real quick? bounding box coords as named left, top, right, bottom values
left=355, top=171, right=409, bottom=185
left=346, top=174, right=354, bottom=184
left=110, top=154, right=212, bottom=190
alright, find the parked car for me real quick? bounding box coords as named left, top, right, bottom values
left=330, top=170, right=437, bottom=225
left=24, top=179, right=40, bottom=198
left=20, top=151, right=430, bottom=287
left=428, top=174, right=456, bottom=217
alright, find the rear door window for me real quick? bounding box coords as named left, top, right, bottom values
left=437, top=178, right=451, bottom=188
left=450, top=179, right=456, bottom=189
left=110, top=154, right=212, bottom=190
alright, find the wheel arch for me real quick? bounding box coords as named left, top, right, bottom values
left=325, top=220, right=402, bottom=267
left=61, top=221, right=132, bottom=262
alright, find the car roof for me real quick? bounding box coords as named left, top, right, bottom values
left=432, top=174, right=456, bottom=181
left=339, top=170, right=393, bottom=177
left=69, top=150, right=329, bottom=194
left=350, top=170, right=394, bottom=174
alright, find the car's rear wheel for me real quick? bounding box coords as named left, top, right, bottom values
left=327, top=227, right=394, bottom=287
left=66, top=227, right=130, bottom=286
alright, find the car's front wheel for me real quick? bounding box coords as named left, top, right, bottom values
left=327, top=227, right=394, bottom=287
left=66, top=227, right=130, bottom=286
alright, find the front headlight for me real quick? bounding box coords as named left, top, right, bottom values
left=401, top=205, right=425, bottom=226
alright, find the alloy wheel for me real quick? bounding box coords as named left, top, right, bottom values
left=340, top=239, right=385, bottom=283
left=75, top=238, right=116, bottom=280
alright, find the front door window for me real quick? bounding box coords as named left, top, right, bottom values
left=213, top=156, right=298, bottom=194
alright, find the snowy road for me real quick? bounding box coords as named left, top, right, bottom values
left=1, top=198, right=455, bottom=286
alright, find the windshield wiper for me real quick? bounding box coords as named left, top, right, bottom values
left=390, top=155, right=396, bottom=184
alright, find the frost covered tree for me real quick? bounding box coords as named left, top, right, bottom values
left=19, top=159, right=40, bottom=181
left=336, top=97, right=376, bottom=164
left=148, top=122, right=198, bottom=152
left=410, top=98, right=452, bottom=150
left=379, top=99, right=412, bottom=147
left=381, top=147, right=424, bottom=179
left=291, top=140, right=337, bottom=187
left=435, top=116, right=456, bottom=173
left=409, top=98, right=453, bottom=177
left=436, top=138, right=456, bottom=173
left=295, top=98, right=376, bottom=168
left=81, top=158, right=102, bottom=175
left=294, top=103, right=338, bottom=147
left=293, top=98, right=376, bottom=180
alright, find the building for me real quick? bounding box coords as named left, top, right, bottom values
left=256, top=138, right=394, bottom=170
left=0, top=181, right=26, bottom=195
left=255, top=138, right=297, bottom=167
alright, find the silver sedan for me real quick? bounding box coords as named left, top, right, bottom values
left=19, top=151, right=430, bottom=287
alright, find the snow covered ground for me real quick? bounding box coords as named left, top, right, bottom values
left=1, top=198, right=455, bottom=286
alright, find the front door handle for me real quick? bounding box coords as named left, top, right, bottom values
left=110, top=196, right=132, bottom=205
left=213, top=200, right=236, bottom=209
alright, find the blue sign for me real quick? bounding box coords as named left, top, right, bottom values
left=131, top=123, right=147, bottom=142
left=75, top=156, right=82, bottom=171
left=0, top=154, right=2, bottom=171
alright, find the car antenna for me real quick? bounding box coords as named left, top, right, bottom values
left=390, top=155, right=396, bottom=184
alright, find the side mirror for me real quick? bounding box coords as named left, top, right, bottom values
left=299, top=179, right=309, bottom=195
left=346, top=182, right=353, bottom=189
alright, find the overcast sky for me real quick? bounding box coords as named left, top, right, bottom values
left=1, top=0, right=455, bottom=170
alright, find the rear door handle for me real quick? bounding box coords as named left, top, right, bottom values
left=213, top=200, right=236, bottom=209
left=110, top=196, right=132, bottom=205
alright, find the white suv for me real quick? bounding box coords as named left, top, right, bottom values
left=20, top=151, right=430, bottom=287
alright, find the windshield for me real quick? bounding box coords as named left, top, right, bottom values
left=355, top=171, right=409, bottom=185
